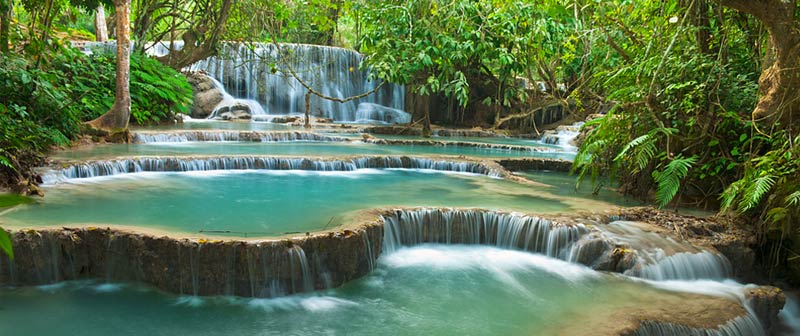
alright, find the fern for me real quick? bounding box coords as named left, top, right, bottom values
left=653, top=155, right=697, bottom=208
left=786, top=191, right=800, bottom=207
left=720, top=179, right=745, bottom=211
left=738, top=173, right=775, bottom=213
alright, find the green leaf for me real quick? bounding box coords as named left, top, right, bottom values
left=738, top=174, right=775, bottom=213
left=785, top=191, right=800, bottom=207
left=0, top=228, right=13, bottom=259
left=653, top=155, right=697, bottom=208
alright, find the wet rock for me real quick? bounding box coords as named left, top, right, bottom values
left=745, top=286, right=786, bottom=332
left=216, top=104, right=252, bottom=120
left=495, top=158, right=573, bottom=172
left=188, top=72, right=224, bottom=118
left=270, top=116, right=299, bottom=123
left=174, top=113, right=189, bottom=123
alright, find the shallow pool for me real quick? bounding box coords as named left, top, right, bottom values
left=1, top=170, right=611, bottom=236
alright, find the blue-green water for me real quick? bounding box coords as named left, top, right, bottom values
left=1, top=170, right=577, bottom=236
left=0, top=245, right=741, bottom=336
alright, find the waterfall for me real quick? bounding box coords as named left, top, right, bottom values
left=206, top=77, right=267, bottom=118
left=132, top=131, right=351, bottom=143
left=287, top=246, right=313, bottom=294
left=355, top=103, right=411, bottom=124
left=630, top=251, right=732, bottom=281
left=632, top=315, right=764, bottom=336
left=538, top=121, right=584, bottom=151
left=190, top=43, right=406, bottom=123
left=381, top=208, right=587, bottom=261
left=597, top=221, right=734, bottom=281
left=42, top=156, right=500, bottom=183
left=86, top=41, right=407, bottom=122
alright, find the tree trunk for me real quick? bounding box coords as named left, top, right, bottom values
left=86, top=0, right=131, bottom=133
left=716, top=0, right=800, bottom=132
left=95, top=5, right=108, bottom=42
left=0, top=0, right=10, bottom=53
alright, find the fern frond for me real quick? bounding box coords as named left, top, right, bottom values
left=720, top=179, right=745, bottom=211
left=614, top=134, right=651, bottom=162
left=785, top=191, right=800, bottom=207
left=738, top=174, right=775, bottom=213
left=653, top=155, right=697, bottom=208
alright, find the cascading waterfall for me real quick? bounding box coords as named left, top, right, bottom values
left=379, top=210, right=769, bottom=336
left=631, top=250, right=732, bottom=280
left=206, top=77, right=267, bottom=118
left=42, top=156, right=499, bottom=183
left=381, top=208, right=587, bottom=261
left=537, top=121, right=584, bottom=151
left=88, top=41, right=408, bottom=122
left=132, top=131, right=351, bottom=143
left=597, top=221, right=734, bottom=281
left=190, top=42, right=407, bottom=123
left=632, top=316, right=764, bottom=336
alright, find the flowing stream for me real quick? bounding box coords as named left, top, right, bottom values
left=0, top=245, right=761, bottom=336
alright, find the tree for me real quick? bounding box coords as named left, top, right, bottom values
left=0, top=0, right=10, bottom=53
left=716, top=0, right=800, bottom=133
left=357, top=0, right=584, bottom=132
left=86, top=0, right=132, bottom=132
left=95, top=4, right=108, bottom=42
left=133, top=0, right=234, bottom=70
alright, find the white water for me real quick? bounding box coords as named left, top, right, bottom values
left=778, top=293, right=800, bottom=335
left=206, top=77, right=267, bottom=119
left=40, top=156, right=499, bottom=184
left=190, top=42, right=406, bottom=123
left=132, top=131, right=350, bottom=143
left=381, top=208, right=587, bottom=260
left=537, top=121, right=584, bottom=152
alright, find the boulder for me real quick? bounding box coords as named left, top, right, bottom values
left=745, top=286, right=786, bottom=332
left=187, top=72, right=225, bottom=119
left=219, top=110, right=252, bottom=121
left=270, top=116, right=299, bottom=124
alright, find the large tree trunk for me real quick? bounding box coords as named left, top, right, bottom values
left=95, top=5, right=108, bottom=42
left=86, top=0, right=131, bottom=133
left=717, top=0, right=800, bottom=132
left=0, top=0, right=11, bottom=53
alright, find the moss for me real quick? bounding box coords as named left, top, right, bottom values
left=0, top=194, right=33, bottom=208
